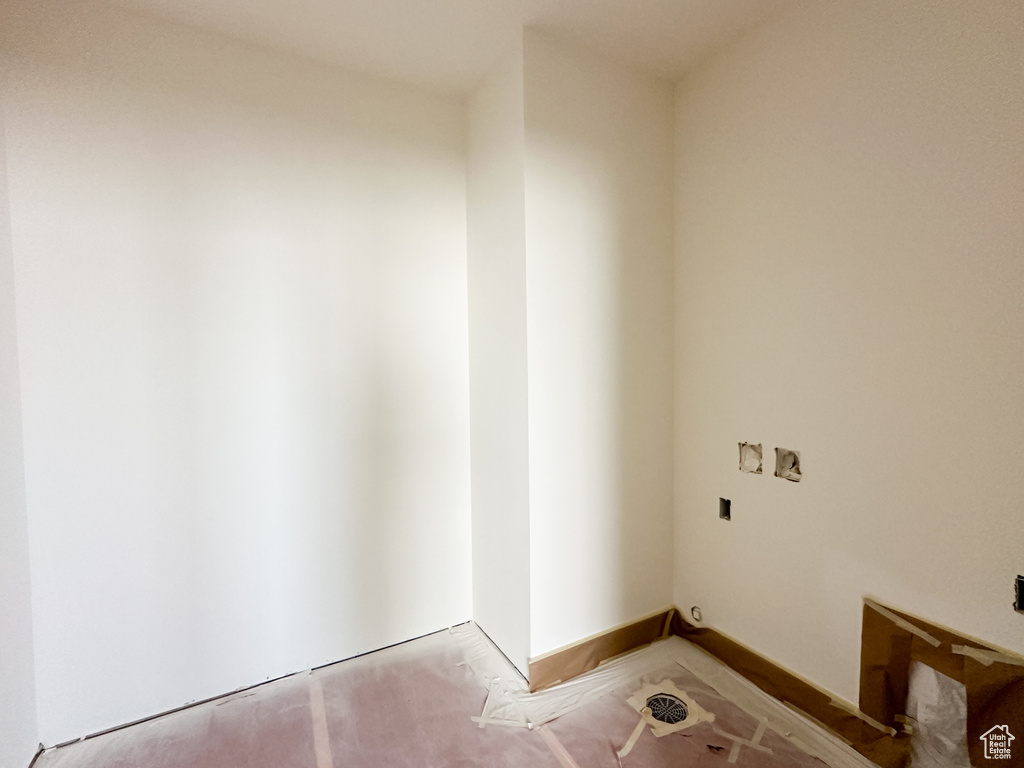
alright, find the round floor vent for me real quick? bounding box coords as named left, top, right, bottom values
left=646, top=693, right=688, bottom=724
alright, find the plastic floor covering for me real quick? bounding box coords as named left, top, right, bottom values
left=36, top=624, right=876, bottom=768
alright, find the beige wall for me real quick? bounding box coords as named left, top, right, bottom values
left=674, top=0, right=1024, bottom=703
left=524, top=30, right=676, bottom=657
left=2, top=0, right=471, bottom=743
left=0, top=97, right=39, bottom=768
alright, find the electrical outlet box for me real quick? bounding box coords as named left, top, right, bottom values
left=719, top=498, right=731, bottom=521
left=1015, top=575, right=1024, bottom=613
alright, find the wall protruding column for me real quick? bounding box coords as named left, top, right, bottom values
left=523, top=30, right=675, bottom=659
left=467, top=29, right=676, bottom=671
left=0, top=95, right=40, bottom=768
left=467, top=36, right=533, bottom=675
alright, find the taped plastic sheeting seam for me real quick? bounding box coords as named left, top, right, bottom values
left=473, top=679, right=532, bottom=729
left=712, top=719, right=773, bottom=764
left=670, top=646, right=877, bottom=768
left=538, top=725, right=583, bottom=768
left=617, top=716, right=648, bottom=760
left=471, top=716, right=531, bottom=728
left=454, top=624, right=690, bottom=729
left=307, top=675, right=335, bottom=768
left=864, top=599, right=941, bottom=647
left=781, top=701, right=854, bottom=746
left=617, top=680, right=715, bottom=758
left=951, top=644, right=1024, bottom=668
left=828, top=698, right=898, bottom=736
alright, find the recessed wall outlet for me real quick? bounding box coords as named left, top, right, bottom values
left=719, top=498, right=731, bottom=520
left=775, top=448, right=802, bottom=482
left=1015, top=575, right=1024, bottom=613
left=739, top=443, right=763, bottom=474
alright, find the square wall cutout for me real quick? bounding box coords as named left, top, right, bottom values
left=775, top=448, right=802, bottom=482
left=738, top=443, right=762, bottom=474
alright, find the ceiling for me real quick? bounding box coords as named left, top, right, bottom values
left=112, top=0, right=797, bottom=96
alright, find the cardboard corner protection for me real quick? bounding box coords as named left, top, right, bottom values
left=858, top=600, right=1024, bottom=768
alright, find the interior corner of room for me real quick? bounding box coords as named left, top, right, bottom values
left=2, top=0, right=1023, bottom=766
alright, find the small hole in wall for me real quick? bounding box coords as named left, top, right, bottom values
left=691, top=606, right=702, bottom=623
left=775, top=448, right=802, bottom=482
left=719, top=498, right=731, bottom=520
left=1015, top=575, right=1024, bottom=613
left=739, top=443, right=762, bottom=474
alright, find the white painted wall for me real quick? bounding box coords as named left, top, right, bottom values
left=466, top=39, right=533, bottom=676
left=674, top=0, right=1024, bottom=704
left=523, top=31, right=676, bottom=657
left=466, top=31, right=676, bottom=668
left=0, top=97, right=40, bottom=768
left=2, top=0, right=470, bottom=743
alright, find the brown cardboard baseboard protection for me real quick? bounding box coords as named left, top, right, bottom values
left=528, top=605, right=904, bottom=767
left=528, top=608, right=673, bottom=692
left=670, top=610, right=907, bottom=768
left=528, top=602, right=1024, bottom=768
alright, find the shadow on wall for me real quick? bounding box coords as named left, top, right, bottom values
left=523, top=31, right=675, bottom=650
left=4, top=0, right=470, bottom=742
left=613, top=170, right=675, bottom=623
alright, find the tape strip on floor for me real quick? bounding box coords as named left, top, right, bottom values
left=828, top=698, right=898, bottom=736
left=471, top=716, right=531, bottom=728
left=617, top=717, right=647, bottom=758
left=308, top=674, right=335, bottom=768
left=538, top=725, right=583, bottom=768
left=713, top=718, right=773, bottom=764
